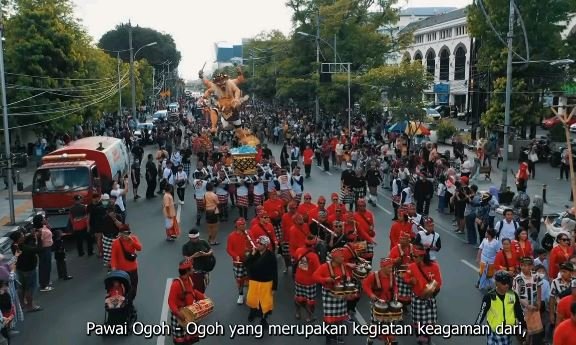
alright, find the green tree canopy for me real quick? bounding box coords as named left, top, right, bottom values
left=98, top=24, right=181, bottom=67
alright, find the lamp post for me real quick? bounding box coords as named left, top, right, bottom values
left=117, top=52, right=122, bottom=117
left=0, top=26, right=14, bottom=224
left=128, top=23, right=157, bottom=118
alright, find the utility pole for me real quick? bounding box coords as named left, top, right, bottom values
left=500, top=0, right=515, bottom=192
left=334, top=34, right=337, bottom=63
left=129, top=21, right=137, bottom=119
left=0, top=25, right=14, bottom=224
left=315, top=10, right=320, bottom=124
left=151, top=67, right=155, bottom=111
left=117, top=52, right=122, bottom=117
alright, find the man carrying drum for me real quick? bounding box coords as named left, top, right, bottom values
left=168, top=259, right=207, bottom=345
left=353, top=199, right=376, bottom=265
left=313, top=248, right=353, bottom=345
left=362, top=258, right=399, bottom=345
left=404, top=246, right=443, bottom=345
left=226, top=218, right=253, bottom=305
left=293, top=236, right=321, bottom=322
left=388, top=232, right=415, bottom=310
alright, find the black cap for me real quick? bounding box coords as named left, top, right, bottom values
left=560, top=262, right=575, bottom=272
left=494, top=270, right=512, bottom=286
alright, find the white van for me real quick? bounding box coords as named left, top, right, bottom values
left=152, top=110, right=168, bottom=123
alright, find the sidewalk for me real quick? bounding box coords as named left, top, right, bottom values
left=437, top=142, right=570, bottom=213
left=0, top=164, right=36, bottom=234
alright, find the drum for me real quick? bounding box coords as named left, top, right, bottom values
left=396, top=264, right=408, bottom=273
left=352, top=263, right=372, bottom=280
left=377, top=301, right=403, bottom=322
left=351, top=241, right=367, bottom=254
left=372, top=301, right=389, bottom=322
left=330, top=283, right=347, bottom=297
left=232, top=261, right=243, bottom=267
left=178, top=298, right=214, bottom=327
left=344, top=282, right=358, bottom=296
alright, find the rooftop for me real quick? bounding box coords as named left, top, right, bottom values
left=400, top=7, right=467, bottom=34
left=399, top=7, right=458, bottom=17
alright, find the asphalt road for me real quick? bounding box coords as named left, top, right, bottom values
left=15, top=143, right=511, bottom=345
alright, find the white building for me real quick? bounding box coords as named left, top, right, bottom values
left=399, top=8, right=470, bottom=111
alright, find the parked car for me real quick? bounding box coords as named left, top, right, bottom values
left=152, top=110, right=168, bottom=123
left=570, top=123, right=576, bottom=133
left=134, top=122, right=154, bottom=143
left=423, top=108, right=441, bottom=121
left=541, top=115, right=576, bottom=129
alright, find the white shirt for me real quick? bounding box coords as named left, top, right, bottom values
left=291, top=175, right=304, bottom=194
left=417, top=230, right=440, bottom=261
left=479, top=238, right=501, bottom=264
left=278, top=175, right=292, bottom=191
left=496, top=220, right=518, bottom=242
left=392, top=178, right=402, bottom=196
left=335, top=143, right=344, bottom=155
left=175, top=171, right=188, bottom=188
left=163, top=168, right=174, bottom=185
left=401, top=187, right=412, bottom=205
left=193, top=179, right=207, bottom=198
left=110, top=189, right=126, bottom=212
left=253, top=176, right=265, bottom=195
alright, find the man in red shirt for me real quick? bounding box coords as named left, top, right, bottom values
left=303, top=145, right=314, bottom=178
left=354, top=199, right=376, bottom=264
left=554, top=301, right=576, bottom=345
left=328, top=206, right=347, bottom=228
left=226, top=218, right=252, bottom=304
left=556, top=280, right=576, bottom=325
left=389, top=206, right=413, bottom=250
left=110, top=224, right=142, bottom=300
left=287, top=214, right=310, bottom=264
left=326, top=193, right=340, bottom=217
left=293, top=236, right=321, bottom=322
left=297, top=193, right=317, bottom=220
left=248, top=212, right=278, bottom=252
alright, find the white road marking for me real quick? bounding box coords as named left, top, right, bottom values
left=375, top=202, right=393, bottom=215
left=355, top=309, right=368, bottom=325
left=156, top=278, right=172, bottom=345
left=315, top=165, right=333, bottom=175
left=461, top=259, right=479, bottom=272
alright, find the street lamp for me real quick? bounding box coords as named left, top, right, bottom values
left=0, top=25, right=14, bottom=224
left=129, top=28, right=157, bottom=119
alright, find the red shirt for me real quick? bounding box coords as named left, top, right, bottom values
left=263, top=198, right=284, bottom=220
left=389, top=244, right=414, bottom=267
left=404, top=261, right=442, bottom=298
left=512, top=240, right=533, bottom=258
left=303, top=148, right=314, bottom=165
left=297, top=203, right=318, bottom=220
left=287, top=224, right=310, bottom=258
left=389, top=221, right=413, bottom=250
left=248, top=222, right=278, bottom=250
left=326, top=203, right=340, bottom=217
left=312, top=262, right=351, bottom=323
left=168, top=276, right=206, bottom=314
left=226, top=231, right=251, bottom=262
left=110, top=236, right=142, bottom=272
left=549, top=245, right=574, bottom=280
left=354, top=210, right=375, bottom=237
left=362, top=271, right=397, bottom=301
left=494, top=250, right=521, bottom=274
left=553, top=318, right=576, bottom=345
left=250, top=217, right=261, bottom=229
left=281, top=211, right=296, bottom=242
left=556, top=295, right=576, bottom=322
left=294, top=246, right=321, bottom=285
left=255, top=148, right=263, bottom=163
left=327, top=214, right=347, bottom=228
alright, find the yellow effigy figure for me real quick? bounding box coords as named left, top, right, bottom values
left=198, top=67, right=259, bottom=147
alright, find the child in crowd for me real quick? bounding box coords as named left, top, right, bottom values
left=105, top=281, right=126, bottom=309
left=534, top=248, right=549, bottom=272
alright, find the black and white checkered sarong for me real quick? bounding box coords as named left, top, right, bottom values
left=487, top=332, right=511, bottom=345
left=321, top=287, right=347, bottom=321
left=411, top=294, right=437, bottom=325
left=396, top=272, right=412, bottom=301
left=295, top=282, right=316, bottom=303
left=340, top=187, right=354, bottom=204
left=170, top=311, right=198, bottom=344
left=232, top=263, right=247, bottom=281
left=102, top=234, right=116, bottom=265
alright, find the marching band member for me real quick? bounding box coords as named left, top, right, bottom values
left=310, top=210, right=331, bottom=263
left=236, top=174, right=250, bottom=220
left=389, top=206, right=413, bottom=250
left=192, top=176, right=208, bottom=227
left=327, top=193, right=341, bottom=217
left=363, top=258, right=399, bottom=345
left=248, top=212, right=278, bottom=252
left=280, top=201, right=298, bottom=273
left=250, top=206, right=265, bottom=228
left=264, top=164, right=276, bottom=199
left=404, top=247, right=442, bottom=345
left=389, top=232, right=415, bottom=308
left=287, top=214, right=311, bottom=267
left=297, top=193, right=317, bottom=219
left=294, top=236, right=321, bottom=322
left=313, top=248, right=351, bottom=345
left=326, top=221, right=348, bottom=253
left=226, top=218, right=252, bottom=305
left=215, top=171, right=229, bottom=222
left=245, top=235, right=278, bottom=327
left=406, top=203, right=424, bottom=236
left=340, top=163, right=356, bottom=211
left=169, top=259, right=206, bottom=345
left=310, top=196, right=327, bottom=220
left=414, top=217, right=441, bottom=261
left=253, top=174, right=266, bottom=208
left=291, top=166, right=304, bottom=204
left=277, top=169, right=293, bottom=205
left=328, top=206, right=348, bottom=229
left=263, top=192, right=284, bottom=252
left=204, top=183, right=220, bottom=246
left=353, top=199, right=376, bottom=264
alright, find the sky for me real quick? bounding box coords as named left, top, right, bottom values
left=72, top=0, right=472, bottom=81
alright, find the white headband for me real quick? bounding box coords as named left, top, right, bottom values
left=188, top=233, right=200, bottom=239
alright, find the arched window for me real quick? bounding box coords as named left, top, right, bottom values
left=414, top=52, right=423, bottom=62
left=426, top=50, right=435, bottom=76
left=454, top=46, right=466, bottom=80
left=439, top=48, right=450, bottom=81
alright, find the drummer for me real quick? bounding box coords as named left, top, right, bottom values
left=280, top=201, right=298, bottom=273
left=312, top=248, right=351, bottom=344
left=297, top=193, right=318, bottom=220
left=293, top=236, right=321, bottom=322
left=353, top=199, right=376, bottom=264
left=404, top=246, right=442, bottom=345
left=362, top=258, right=399, bottom=345
left=389, top=205, right=413, bottom=250
left=168, top=259, right=206, bottom=345
left=388, top=232, right=415, bottom=309
left=226, top=218, right=252, bottom=305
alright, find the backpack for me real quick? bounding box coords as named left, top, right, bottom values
left=496, top=220, right=518, bottom=239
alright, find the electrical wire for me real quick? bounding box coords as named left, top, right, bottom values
left=5, top=72, right=115, bottom=81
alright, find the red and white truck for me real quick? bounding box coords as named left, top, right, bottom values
left=32, top=136, right=130, bottom=231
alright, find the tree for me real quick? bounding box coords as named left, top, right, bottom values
left=98, top=24, right=181, bottom=67
left=467, top=0, right=574, bottom=136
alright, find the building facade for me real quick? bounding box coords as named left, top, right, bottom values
left=214, top=41, right=243, bottom=70
left=399, top=8, right=470, bottom=111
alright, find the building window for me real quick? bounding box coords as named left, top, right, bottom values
left=426, top=32, right=437, bottom=42
left=439, top=29, right=452, bottom=40
left=456, top=26, right=467, bottom=36
left=439, top=49, right=450, bottom=81
left=414, top=51, right=423, bottom=62
left=415, top=35, right=424, bottom=44
left=426, top=50, right=436, bottom=76
left=454, top=47, right=466, bottom=80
